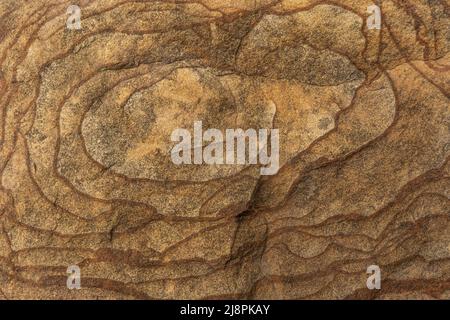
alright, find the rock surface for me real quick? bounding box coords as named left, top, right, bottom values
left=0, top=0, right=448, bottom=299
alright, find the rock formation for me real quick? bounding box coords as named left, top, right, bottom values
left=0, top=0, right=448, bottom=299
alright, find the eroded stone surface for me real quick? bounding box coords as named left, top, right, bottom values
left=0, top=0, right=448, bottom=299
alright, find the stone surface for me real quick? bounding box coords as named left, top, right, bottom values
left=0, top=0, right=448, bottom=299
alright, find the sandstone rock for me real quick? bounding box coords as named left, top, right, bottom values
left=0, top=0, right=448, bottom=299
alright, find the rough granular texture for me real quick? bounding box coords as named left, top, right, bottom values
left=0, top=0, right=449, bottom=299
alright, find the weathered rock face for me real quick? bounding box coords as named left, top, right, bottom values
left=0, top=0, right=448, bottom=299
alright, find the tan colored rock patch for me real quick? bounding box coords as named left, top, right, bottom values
left=0, top=0, right=448, bottom=299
